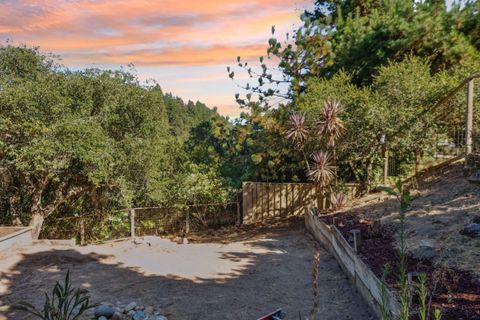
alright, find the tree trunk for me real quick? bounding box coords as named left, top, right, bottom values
left=29, top=212, right=44, bottom=240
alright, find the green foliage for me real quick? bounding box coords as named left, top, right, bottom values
left=14, top=270, right=97, bottom=320
left=0, top=44, right=226, bottom=237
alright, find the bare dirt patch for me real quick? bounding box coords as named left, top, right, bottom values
left=321, top=162, right=480, bottom=319
left=0, top=222, right=374, bottom=320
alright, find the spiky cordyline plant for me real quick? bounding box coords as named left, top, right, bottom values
left=317, top=100, right=345, bottom=147
left=330, top=192, right=346, bottom=211
left=309, top=151, right=335, bottom=187
left=286, top=112, right=308, bottom=149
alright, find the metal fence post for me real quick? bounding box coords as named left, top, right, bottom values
left=130, top=209, right=135, bottom=239
left=466, top=78, right=474, bottom=156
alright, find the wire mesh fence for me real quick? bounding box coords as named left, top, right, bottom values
left=384, top=76, right=480, bottom=178
left=41, top=200, right=240, bottom=245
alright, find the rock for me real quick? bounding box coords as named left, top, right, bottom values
left=125, top=302, right=137, bottom=312
left=413, top=239, right=437, bottom=259
left=94, top=304, right=115, bottom=318
left=98, top=317, right=108, bottom=320
left=145, top=316, right=168, bottom=320
left=135, top=305, right=145, bottom=311
left=111, top=312, right=124, bottom=320
left=460, top=223, right=480, bottom=238
left=172, top=236, right=183, bottom=244
left=127, top=310, right=136, bottom=317
left=145, top=306, right=154, bottom=315
left=182, top=238, right=189, bottom=244
left=133, top=310, right=145, bottom=320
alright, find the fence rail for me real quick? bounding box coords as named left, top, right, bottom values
left=242, top=182, right=359, bottom=223
left=41, top=201, right=240, bottom=244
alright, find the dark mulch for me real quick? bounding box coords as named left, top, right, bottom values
left=321, top=213, right=480, bottom=320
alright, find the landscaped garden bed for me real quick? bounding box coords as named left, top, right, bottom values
left=321, top=213, right=480, bottom=319
left=317, top=163, right=480, bottom=319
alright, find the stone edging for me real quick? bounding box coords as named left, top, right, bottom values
left=305, top=210, right=401, bottom=319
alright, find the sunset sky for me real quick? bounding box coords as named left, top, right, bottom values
left=0, top=0, right=312, bottom=117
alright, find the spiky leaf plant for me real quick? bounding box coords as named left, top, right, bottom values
left=309, top=151, right=335, bottom=187
left=286, top=112, right=309, bottom=149
left=14, top=270, right=98, bottom=320
left=330, top=192, right=347, bottom=211
left=317, top=100, right=345, bottom=147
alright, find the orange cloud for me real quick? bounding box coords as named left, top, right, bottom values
left=0, top=0, right=311, bottom=116
left=0, top=0, right=309, bottom=66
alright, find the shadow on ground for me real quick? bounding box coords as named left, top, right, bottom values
left=0, top=227, right=374, bottom=320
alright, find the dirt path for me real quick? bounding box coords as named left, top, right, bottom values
left=0, top=229, right=374, bottom=320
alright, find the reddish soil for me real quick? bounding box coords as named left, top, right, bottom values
left=321, top=214, right=480, bottom=320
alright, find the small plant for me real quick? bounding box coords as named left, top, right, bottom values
left=14, top=270, right=97, bottom=320
left=433, top=308, right=443, bottom=320
left=379, top=179, right=442, bottom=320
left=330, top=192, right=347, bottom=211
left=418, top=273, right=428, bottom=320
left=379, top=264, right=392, bottom=320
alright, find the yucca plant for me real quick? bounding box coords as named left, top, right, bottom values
left=286, top=112, right=309, bottom=149
left=14, top=270, right=98, bottom=320
left=316, top=100, right=345, bottom=147
left=309, top=151, right=335, bottom=188
left=330, top=192, right=347, bottom=211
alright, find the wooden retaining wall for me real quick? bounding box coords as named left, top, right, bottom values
left=242, top=182, right=358, bottom=223
left=305, top=210, right=401, bottom=319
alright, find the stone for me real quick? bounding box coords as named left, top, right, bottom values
left=413, top=239, right=437, bottom=259
left=172, top=236, right=183, bottom=244
left=111, top=312, right=124, bottom=320
left=125, top=302, right=137, bottom=312
left=460, top=223, right=480, bottom=238
left=127, top=310, right=136, bottom=317
left=133, top=310, right=145, bottom=320
left=145, top=306, right=154, bottom=315
left=135, top=305, right=145, bottom=311
left=182, top=238, right=189, bottom=244
left=145, top=316, right=168, bottom=320
left=94, top=304, right=115, bottom=318
left=98, top=317, right=108, bottom=320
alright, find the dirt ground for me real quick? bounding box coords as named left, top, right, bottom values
left=337, top=162, right=480, bottom=279
left=0, top=223, right=374, bottom=320
left=322, top=161, right=480, bottom=319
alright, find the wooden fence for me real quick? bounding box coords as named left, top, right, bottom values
left=242, top=182, right=359, bottom=223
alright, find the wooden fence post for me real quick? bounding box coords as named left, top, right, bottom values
left=185, top=207, right=190, bottom=235
left=466, top=78, right=474, bottom=156
left=236, top=191, right=242, bottom=225
left=79, top=215, right=85, bottom=246
left=130, top=209, right=135, bottom=239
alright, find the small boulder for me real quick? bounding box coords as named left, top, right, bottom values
left=460, top=223, right=480, bottom=238
left=182, top=238, right=189, bottom=244
left=94, top=304, right=115, bottom=318
left=127, top=310, right=136, bottom=317
left=145, top=306, right=154, bottom=315
left=133, top=310, right=145, bottom=320
left=172, top=236, right=183, bottom=244
left=125, top=302, right=137, bottom=312
left=111, top=312, right=124, bottom=320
